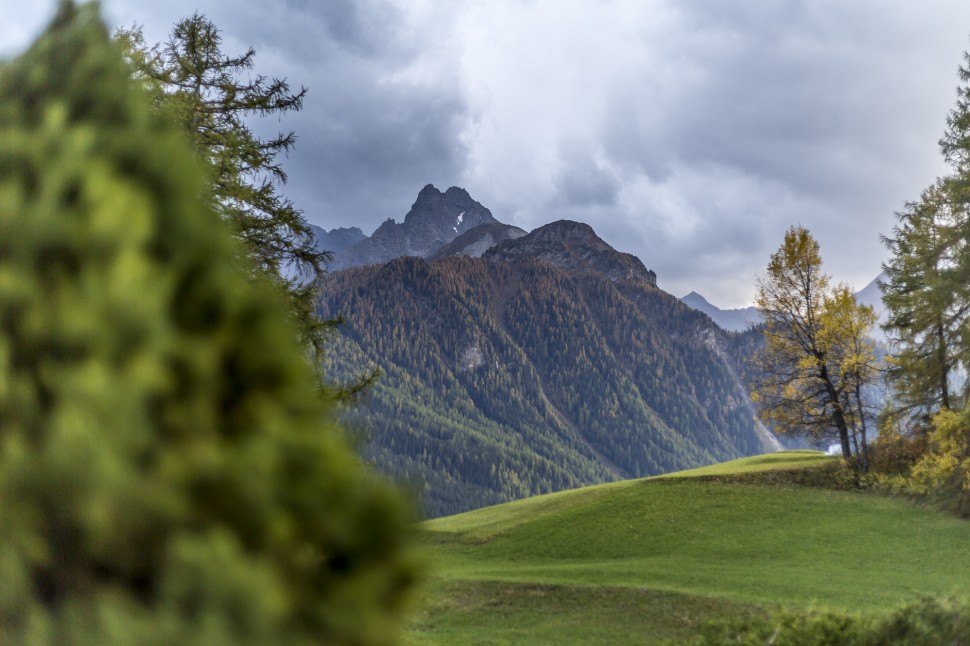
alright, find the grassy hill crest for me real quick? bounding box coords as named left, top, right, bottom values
left=410, top=451, right=970, bottom=644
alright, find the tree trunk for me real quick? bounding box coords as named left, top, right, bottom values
left=853, top=380, right=869, bottom=474
left=936, top=317, right=951, bottom=410
left=819, top=362, right=853, bottom=463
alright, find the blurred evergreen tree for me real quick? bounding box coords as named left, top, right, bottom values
left=0, top=3, right=416, bottom=644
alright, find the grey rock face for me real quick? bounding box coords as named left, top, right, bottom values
left=485, top=220, right=657, bottom=286
left=426, top=222, right=528, bottom=261
left=330, top=184, right=498, bottom=269
left=310, top=225, right=366, bottom=253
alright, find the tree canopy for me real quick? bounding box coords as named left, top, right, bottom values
left=753, top=227, right=878, bottom=470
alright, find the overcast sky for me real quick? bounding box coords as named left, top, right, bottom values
left=6, top=1, right=970, bottom=307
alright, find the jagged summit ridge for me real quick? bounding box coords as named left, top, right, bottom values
left=323, top=187, right=659, bottom=288
left=400, top=184, right=497, bottom=241
left=329, top=184, right=498, bottom=269
left=485, top=220, right=657, bottom=286
left=310, top=224, right=366, bottom=253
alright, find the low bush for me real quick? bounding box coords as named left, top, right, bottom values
left=867, top=428, right=925, bottom=477
left=697, top=596, right=970, bottom=645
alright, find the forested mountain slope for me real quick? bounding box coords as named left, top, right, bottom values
left=320, top=221, right=774, bottom=517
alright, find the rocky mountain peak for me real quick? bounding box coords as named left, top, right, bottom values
left=681, top=292, right=712, bottom=309
left=417, top=183, right=439, bottom=198
left=444, top=185, right=472, bottom=199
left=485, top=219, right=657, bottom=286
left=310, top=224, right=366, bottom=253
left=404, top=184, right=495, bottom=229
left=329, top=185, right=499, bottom=270
left=372, top=217, right=398, bottom=234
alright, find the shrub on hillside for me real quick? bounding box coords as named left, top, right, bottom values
left=697, top=597, right=970, bottom=645
left=0, top=4, right=416, bottom=644
left=867, top=427, right=925, bottom=477
left=907, top=409, right=970, bottom=517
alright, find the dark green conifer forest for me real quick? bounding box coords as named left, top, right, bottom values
left=320, top=255, right=766, bottom=517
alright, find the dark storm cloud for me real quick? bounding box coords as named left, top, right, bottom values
left=553, top=140, right=621, bottom=208
left=286, top=86, right=469, bottom=225
left=287, top=0, right=401, bottom=57
left=300, top=0, right=968, bottom=305
left=174, top=0, right=472, bottom=229
left=33, top=0, right=472, bottom=232
left=9, top=0, right=970, bottom=306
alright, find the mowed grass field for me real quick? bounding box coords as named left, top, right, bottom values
left=406, top=451, right=970, bottom=644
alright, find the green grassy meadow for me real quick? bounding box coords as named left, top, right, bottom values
left=406, top=451, right=970, bottom=644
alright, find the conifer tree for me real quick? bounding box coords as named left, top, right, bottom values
left=0, top=4, right=415, bottom=643
left=880, top=179, right=968, bottom=414
left=876, top=38, right=970, bottom=510
left=881, top=41, right=970, bottom=418
left=115, top=15, right=330, bottom=355
left=940, top=48, right=970, bottom=172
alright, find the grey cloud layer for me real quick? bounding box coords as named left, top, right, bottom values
left=9, top=0, right=970, bottom=306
